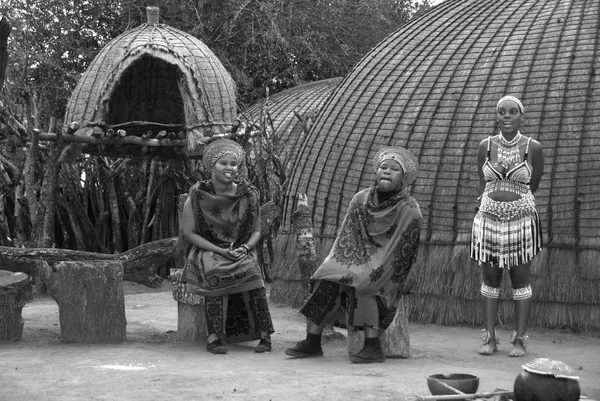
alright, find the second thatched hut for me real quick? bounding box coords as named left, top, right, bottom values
left=270, top=0, right=600, bottom=331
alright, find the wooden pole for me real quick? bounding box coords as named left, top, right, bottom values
left=405, top=390, right=514, bottom=401
left=37, top=132, right=186, bottom=147
left=292, top=193, right=318, bottom=295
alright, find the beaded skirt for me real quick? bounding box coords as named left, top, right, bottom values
left=471, top=192, right=543, bottom=269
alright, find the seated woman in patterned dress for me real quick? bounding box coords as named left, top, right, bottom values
left=180, top=138, right=275, bottom=354
left=285, top=146, right=422, bottom=363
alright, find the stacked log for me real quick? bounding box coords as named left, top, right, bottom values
left=0, top=270, right=32, bottom=341
left=56, top=260, right=126, bottom=343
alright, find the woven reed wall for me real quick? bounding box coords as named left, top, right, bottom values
left=270, top=0, right=600, bottom=330
left=243, top=78, right=343, bottom=171
left=63, top=8, right=237, bottom=156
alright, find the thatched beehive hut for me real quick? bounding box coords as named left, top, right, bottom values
left=242, top=78, right=343, bottom=171
left=270, top=0, right=600, bottom=331
left=58, top=6, right=237, bottom=162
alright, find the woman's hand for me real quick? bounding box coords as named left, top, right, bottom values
left=224, top=245, right=248, bottom=261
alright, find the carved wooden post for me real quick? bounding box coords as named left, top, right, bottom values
left=293, top=194, right=340, bottom=337
left=0, top=270, right=32, bottom=341
left=293, top=193, right=318, bottom=295
left=172, top=193, right=206, bottom=343
left=56, top=260, right=126, bottom=343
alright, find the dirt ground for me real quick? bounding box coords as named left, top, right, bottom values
left=1, top=282, right=599, bottom=401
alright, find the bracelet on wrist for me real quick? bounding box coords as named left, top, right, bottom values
left=241, top=244, right=250, bottom=254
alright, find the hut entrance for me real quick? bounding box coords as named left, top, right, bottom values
left=107, top=55, right=185, bottom=137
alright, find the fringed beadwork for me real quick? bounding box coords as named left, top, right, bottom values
left=471, top=192, right=542, bottom=269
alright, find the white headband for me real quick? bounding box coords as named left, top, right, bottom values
left=497, top=96, right=524, bottom=114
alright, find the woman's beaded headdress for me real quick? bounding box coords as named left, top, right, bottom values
left=373, top=146, right=419, bottom=188
left=497, top=95, right=525, bottom=114
left=203, top=138, right=245, bottom=171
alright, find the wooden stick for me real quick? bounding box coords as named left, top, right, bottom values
left=405, top=390, right=514, bottom=401
left=37, top=132, right=186, bottom=147
left=431, top=379, right=465, bottom=395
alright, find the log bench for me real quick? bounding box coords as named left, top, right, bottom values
left=0, top=270, right=33, bottom=341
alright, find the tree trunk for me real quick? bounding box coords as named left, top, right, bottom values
left=22, top=127, right=39, bottom=247
left=38, top=148, right=61, bottom=248
left=0, top=270, right=32, bottom=341
left=0, top=16, right=10, bottom=91
left=108, top=178, right=123, bottom=253
left=140, top=160, right=157, bottom=244
left=56, top=260, right=126, bottom=343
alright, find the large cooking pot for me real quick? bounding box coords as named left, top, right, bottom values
left=514, top=358, right=580, bottom=401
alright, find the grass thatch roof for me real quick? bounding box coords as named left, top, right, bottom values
left=61, top=7, right=236, bottom=160
left=270, top=0, right=600, bottom=330
left=242, top=78, right=343, bottom=171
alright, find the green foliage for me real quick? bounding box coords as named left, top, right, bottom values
left=0, top=0, right=430, bottom=126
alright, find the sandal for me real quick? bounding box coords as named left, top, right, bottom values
left=206, top=339, right=228, bottom=354
left=255, top=336, right=272, bottom=353
left=478, top=330, right=498, bottom=355
left=509, top=332, right=528, bottom=357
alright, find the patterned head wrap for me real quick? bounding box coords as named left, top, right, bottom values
left=373, top=146, right=419, bottom=188
left=203, top=138, right=245, bottom=171
left=497, top=95, right=524, bottom=114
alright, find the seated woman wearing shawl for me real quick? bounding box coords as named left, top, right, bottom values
left=181, top=138, right=274, bottom=354
left=285, top=146, right=422, bottom=363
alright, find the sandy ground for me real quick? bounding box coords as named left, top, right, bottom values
left=1, top=282, right=599, bottom=401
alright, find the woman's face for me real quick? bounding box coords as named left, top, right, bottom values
left=497, top=100, right=523, bottom=135
left=212, top=154, right=239, bottom=184
left=376, top=159, right=404, bottom=193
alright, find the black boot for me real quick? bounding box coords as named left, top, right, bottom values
left=285, top=332, right=323, bottom=357
left=349, top=337, right=385, bottom=363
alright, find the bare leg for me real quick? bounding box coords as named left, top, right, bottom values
left=307, top=320, right=324, bottom=335
left=509, top=262, right=532, bottom=357
left=479, top=262, right=502, bottom=355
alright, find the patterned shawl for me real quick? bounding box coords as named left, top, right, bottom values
left=311, top=187, right=422, bottom=307
left=184, top=179, right=265, bottom=296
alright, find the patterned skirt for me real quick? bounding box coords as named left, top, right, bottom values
left=471, top=192, right=543, bottom=269
left=205, top=287, right=275, bottom=343
left=299, top=280, right=397, bottom=331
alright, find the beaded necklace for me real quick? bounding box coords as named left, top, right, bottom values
left=497, top=132, right=521, bottom=169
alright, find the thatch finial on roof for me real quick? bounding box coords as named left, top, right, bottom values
left=146, top=6, right=160, bottom=25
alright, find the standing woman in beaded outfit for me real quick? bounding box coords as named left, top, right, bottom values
left=180, top=138, right=275, bottom=354
left=471, top=96, right=544, bottom=357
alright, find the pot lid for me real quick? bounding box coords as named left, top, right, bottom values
left=522, top=358, right=580, bottom=380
